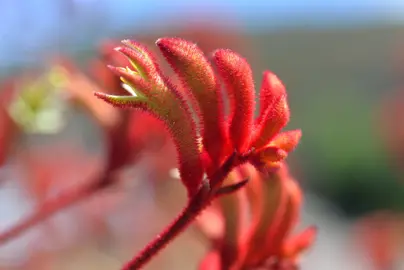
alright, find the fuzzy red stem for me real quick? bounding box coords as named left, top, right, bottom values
left=122, top=152, right=242, bottom=270
left=122, top=180, right=210, bottom=270
left=0, top=176, right=108, bottom=245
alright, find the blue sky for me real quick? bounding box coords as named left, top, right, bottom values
left=1, top=0, right=404, bottom=69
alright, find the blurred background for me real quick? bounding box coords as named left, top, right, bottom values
left=1, top=0, right=404, bottom=269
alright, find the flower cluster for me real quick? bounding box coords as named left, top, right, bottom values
left=95, top=37, right=314, bottom=269
left=96, top=37, right=299, bottom=197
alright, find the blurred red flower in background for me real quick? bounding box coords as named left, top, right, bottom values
left=198, top=163, right=316, bottom=270
left=355, top=211, right=404, bottom=270
left=0, top=79, right=20, bottom=166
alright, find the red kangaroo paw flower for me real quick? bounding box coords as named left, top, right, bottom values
left=258, top=71, right=286, bottom=118
left=156, top=37, right=229, bottom=165
left=253, top=71, right=290, bottom=150
left=235, top=163, right=315, bottom=269
left=213, top=49, right=255, bottom=154
left=264, top=174, right=303, bottom=257
left=95, top=40, right=204, bottom=197
left=92, top=37, right=307, bottom=270
left=115, top=40, right=162, bottom=84
left=239, top=165, right=288, bottom=267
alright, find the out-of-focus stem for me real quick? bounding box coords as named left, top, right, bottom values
left=122, top=180, right=210, bottom=270
left=0, top=177, right=107, bottom=244
left=122, top=152, right=241, bottom=270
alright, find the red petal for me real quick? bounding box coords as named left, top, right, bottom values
left=99, top=39, right=208, bottom=197
left=122, top=39, right=161, bottom=74
left=265, top=175, right=303, bottom=256
left=213, top=49, right=255, bottom=154
left=217, top=169, right=246, bottom=268
left=91, top=41, right=130, bottom=94
left=94, top=92, right=150, bottom=110
left=252, top=71, right=290, bottom=150
left=252, top=94, right=290, bottom=150
left=269, top=130, right=302, bottom=153
left=115, top=45, right=160, bottom=82
left=253, top=146, right=288, bottom=164
left=282, top=226, right=317, bottom=258
left=107, top=66, right=155, bottom=98
left=239, top=165, right=288, bottom=267
left=240, top=164, right=264, bottom=225
left=258, top=71, right=286, bottom=118
left=156, top=37, right=229, bottom=165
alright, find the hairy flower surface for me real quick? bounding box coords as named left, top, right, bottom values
left=94, top=37, right=311, bottom=269
left=95, top=37, right=299, bottom=197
